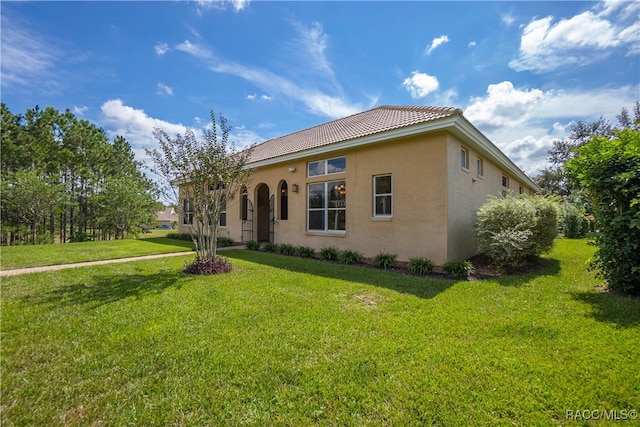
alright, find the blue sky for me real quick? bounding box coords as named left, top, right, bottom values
left=2, top=1, right=639, bottom=176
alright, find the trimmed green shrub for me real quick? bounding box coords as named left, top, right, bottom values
left=169, top=233, right=234, bottom=248
left=262, top=242, right=277, bottom=253
left=276, top=243, right=296, bottom=256
left=476, top=195, right=559, bottom=269
left=245, top=240, right=261, bottom=251
left=295, top=246, right=315, bottom=258
left=442, top=260, right=474, bottom=280
left=371, top=252, right=398, bottom=270
left=319, top=246, right=340, bottom=261
left=338, top=249, right=364, bottom=265
left=217, top=237, right=234, bottom=247
left=167, top=233, right=193, bottom=241
left=408, top=257, right=434, bottom=275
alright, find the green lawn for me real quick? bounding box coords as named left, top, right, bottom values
left=0, top=233, right=194, bottom=270
left=1, top=239, right=639, bottom=425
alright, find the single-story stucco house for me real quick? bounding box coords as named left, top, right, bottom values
left=178, top=105, right=539, bottom=264
left=156, top=205, right=178, bottom=229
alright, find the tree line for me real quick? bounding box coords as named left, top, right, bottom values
left=534, top=101, right=639, bottom=294
left=1, top=104, right=161, bottom=245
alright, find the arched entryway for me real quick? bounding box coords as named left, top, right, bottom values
left=256, top=184, right=273, bottom=242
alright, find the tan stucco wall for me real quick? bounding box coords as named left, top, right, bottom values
left=179, top=130, right=537, bottom=265
left=445, top=134, right=537, bottom=261
left=204, top=133, right=451, bottom=264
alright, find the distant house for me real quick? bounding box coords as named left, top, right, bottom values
left=178, top=105, right=539, bottom=264
left=156, top=206, right=178, bottom=229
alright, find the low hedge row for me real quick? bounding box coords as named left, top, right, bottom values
left=166, top=233, right=235, bottom=247
left=244, top=241, right=474, bottom=279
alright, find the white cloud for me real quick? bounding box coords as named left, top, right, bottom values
left=467, top=81, right=638, bottom=126
left=171, top=20, right=369, bottom=119
left=175, top=40, right=213, bottom=60
left=468, top=41, right=477, bottom=48
left=510, top=2, right=640, bottom=73
left=247, top=93, right=273, bottom=102
left=465, top=81, right=545, bottom=128
left=464, top=81, right=639, bottom=174
left=402, top=71, right=439, bottom=99
left=199, top=49, right=363, bottom=119
left=156, top=82, right=174, bottom=96
left=100, top=99, right=264, bottom=176
left=154, top=42, right=170, bottom=56
left=291, top=21, right=335, bottom=82
left=73, top=105, right=88, bottom=116
left=426, top=35, right=449, bottom=55
left=100, top=99, right=189, bottom=159
left=257, top=122, right=274, bottom=129
left=0, top=13, right=61, bottom=91
left=229, top=125, right=264, bottom=149
left=195, top=0, right=250, bottom=13
left=501, top=12, right=517, bottom=27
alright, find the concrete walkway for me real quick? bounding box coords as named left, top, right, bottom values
left=0, top=246, right=243, bottom=277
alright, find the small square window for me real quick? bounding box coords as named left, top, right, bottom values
left=308, top=157, right=346, bottom=177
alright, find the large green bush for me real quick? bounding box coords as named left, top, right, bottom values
left=560, top=203, right=587, bottom=238
left=566, top=129, right=640, bottom=294
left=527, top=195, right=560, bottom=255
left=476, top=195, right=559, bottom=270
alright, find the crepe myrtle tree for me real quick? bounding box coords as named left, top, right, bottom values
left=147, top=111, right=254, bottom=261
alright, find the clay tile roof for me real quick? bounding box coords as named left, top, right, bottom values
left=248, top=105, right=462, bottom=164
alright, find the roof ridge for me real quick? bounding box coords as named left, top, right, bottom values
left=376, top=104, right=463, bottom=114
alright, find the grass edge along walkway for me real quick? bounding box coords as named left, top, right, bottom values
left=0, top=246, right=243, bottom=276
left=0, top=252, right=193, bottom=277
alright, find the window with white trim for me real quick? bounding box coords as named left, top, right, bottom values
left=373, top=175, right=392, bottom=217
left=477, top=158, right=484, bottom=177
left=502, top=175, right=509, bottom=188
left=219, top=200, right=227, bottom=227
left=308, top=180, right=346, bottom=231
left=308, top=157, right=346, bottom=177
left=461, top=147, right=469, bottom=170
left=182, top=198, right=193, bottom=225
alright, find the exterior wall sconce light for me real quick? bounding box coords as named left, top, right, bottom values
left=291, top=184, right=299, bottom=192
left=288, top=167, right=296, bottom=172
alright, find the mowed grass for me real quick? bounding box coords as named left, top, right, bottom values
left=0, top=233, right=193, bottom=270
left=2, top=239, right=639, bottom=425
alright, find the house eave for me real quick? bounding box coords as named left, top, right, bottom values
left=245, top=115, right=540, bottom=193
left=246, top=116, right=459, bottom=169
left=448, top=118, right=541, bottom=192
